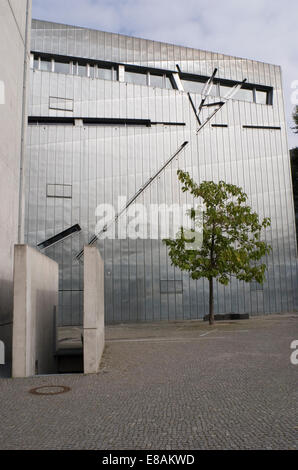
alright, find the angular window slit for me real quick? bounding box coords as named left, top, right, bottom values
left=38, top=224, right=81, bottom=250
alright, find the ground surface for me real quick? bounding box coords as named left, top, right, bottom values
left=0, top=314, right=297, bottom=450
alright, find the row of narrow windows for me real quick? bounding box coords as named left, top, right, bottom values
left=31, top=54, right=271, bottom=105
left=32, top=56, right=173, bottom=90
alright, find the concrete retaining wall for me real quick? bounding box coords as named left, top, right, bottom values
left=84, top=247, right=105, bottom=374
left=12, top=245, right=58, bottom=378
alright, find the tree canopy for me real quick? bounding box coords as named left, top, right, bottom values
left=164, top=171, right=272, bottom=324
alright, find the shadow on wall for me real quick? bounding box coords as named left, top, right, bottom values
left=0, top=323, right=12, bottom=378
left=34, top=288, right=58, bottom=375
left=0, top=279, right=14, bottom=378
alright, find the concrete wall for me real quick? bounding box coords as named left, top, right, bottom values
left=84, top=247, right=105, bottom=374
left=12, top=245, right=58, bottom=378
left=0, top=0, right=31, bottom=377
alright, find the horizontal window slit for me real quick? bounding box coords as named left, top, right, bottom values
left=28, top=117, right=186, bottom=127
left=29, top=117, right=151, bottom=126
left=243, top=125, right=281, bottom=130
left=47, top=184, right=72, bottom=199
left=151, top=122, right=186, bottom=126
left=31, top=51, right=274, bottom=105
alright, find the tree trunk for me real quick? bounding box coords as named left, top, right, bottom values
left=209, top=277, right=214, bottom=325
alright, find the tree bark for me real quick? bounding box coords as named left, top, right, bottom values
left=209, top=277, right=214, bottom=325
left=209, top=227, right=215, bottom=326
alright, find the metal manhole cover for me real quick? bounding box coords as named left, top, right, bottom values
left=29, top=385, right=71, bottom=396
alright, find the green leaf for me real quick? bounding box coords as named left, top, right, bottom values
left=163, top=171, right=272, bottom=290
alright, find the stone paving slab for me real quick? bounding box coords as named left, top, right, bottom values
left=0, top=314, right=297, bottom=450
left=57, top=314, right=297, bottom=346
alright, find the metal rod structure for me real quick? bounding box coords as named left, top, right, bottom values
left=197, top=68, right=218, bottom=114
left=192, top=78, right=247, bottom=134
left=181, top=65, right=219, bottom=126
left=75, top=70, right=247, bottom=260
left=203, top=101, right=225, bottom=108
left=187, top=92, right=202, bottom=126
left=223, top=79, right=247, bottom=100
left=196, top=105, right=226, bottom=134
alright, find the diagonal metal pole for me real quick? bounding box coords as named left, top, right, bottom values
left=197, top=68, right=218, bottom=114
left=178, top=65, right=218, bottom=125
left=76, top=141, right=189, bottom=260
left=188, top=92, right=202, bottom=126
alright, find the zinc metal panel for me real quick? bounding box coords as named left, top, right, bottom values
left=26, top=23, right=298, bottom=325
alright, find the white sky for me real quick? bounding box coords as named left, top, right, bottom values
left=32, top=0, right=298, bottom=149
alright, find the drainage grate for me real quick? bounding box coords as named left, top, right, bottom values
left=29, top=385, right=71, bottom=396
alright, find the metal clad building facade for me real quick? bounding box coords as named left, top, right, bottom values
left=25, top=19, right=298, bottom=325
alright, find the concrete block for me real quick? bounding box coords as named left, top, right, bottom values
left=83, top=247, right=105, bottom=374
left=12, top=245, right=58, bottom=378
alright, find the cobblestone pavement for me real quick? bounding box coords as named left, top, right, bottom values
left=0, top=314, right=297, bottom=450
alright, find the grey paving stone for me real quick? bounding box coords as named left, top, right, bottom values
left=0, top=314, right=297, bottom=450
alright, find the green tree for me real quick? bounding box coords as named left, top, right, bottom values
left=293, top=106, right=298, bottom=134
left=163, top=171, right=271, bottom=325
